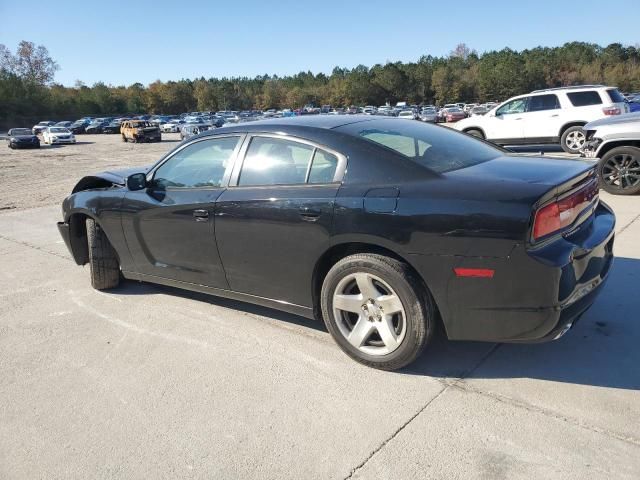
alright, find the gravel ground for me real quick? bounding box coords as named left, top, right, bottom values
left=0, top=133, right=182, bottom=211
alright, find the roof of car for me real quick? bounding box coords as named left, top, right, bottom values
left=217, top=115, right=377, bottom=131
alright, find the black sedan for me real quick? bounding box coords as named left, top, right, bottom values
left=57, top=116, right=615, bottom=370
left=7, top=128, right=40, bottom=149
left=85, top=121, right=109, bottom=134
left=103, top=120, right=123, bottom=134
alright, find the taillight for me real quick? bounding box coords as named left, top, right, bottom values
left=602, top=106, right=621, bottom=115
left=532, top=179, right=599, bottom=240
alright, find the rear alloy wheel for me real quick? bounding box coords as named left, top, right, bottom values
left=561, top=126, right=586, bottom=154
left=598, top=146, right=640, bottom=195
left=321, top=253, right=434, bottom=370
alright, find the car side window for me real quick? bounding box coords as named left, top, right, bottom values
left=527, top=94, right=560, bottom=112
left=153, top=136, right=240, bottom=189
left=238, top=137, right=314, bottom=186
left=567, top=91, right=603, bottom=107
left=308, top=149, right=339, bottom=183
left=496, top=98, right=527, bottom=116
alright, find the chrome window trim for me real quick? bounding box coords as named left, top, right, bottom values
left=228, top=133, right=348, bottom=187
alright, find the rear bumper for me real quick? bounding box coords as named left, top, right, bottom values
left=426, top=201, right=615, bottom=343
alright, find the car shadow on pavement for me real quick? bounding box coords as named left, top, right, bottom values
left=112, top=280, right=327, bottom=333
left=404, top=257, right=640, bottom=391
left=102, top=257, right=639, bottom=389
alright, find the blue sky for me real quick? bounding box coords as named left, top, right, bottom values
left=1, top=0, right=637, bottom=87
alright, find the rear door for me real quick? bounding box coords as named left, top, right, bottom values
left=122, top=135, right=243, bottom=288
left=522, top=93, right=564, bottom=141
left=214, top=134, right=346, bottom=307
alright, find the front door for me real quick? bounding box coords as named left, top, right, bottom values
left=215, top=135, right=345, bottom=307
left=122, top=135, right=243, bottom=288
left=485, top=97, right=528, bottom=142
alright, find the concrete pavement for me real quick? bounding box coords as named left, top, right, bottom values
left=0, top=193, right=639, bottom=479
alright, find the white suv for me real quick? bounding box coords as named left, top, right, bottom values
left=455, top=85, right=629, bottom=153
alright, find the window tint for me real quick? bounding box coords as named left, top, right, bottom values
left=527, top=94, right=560, bottom=112
left=607, top=88, right=625, bottom=103
left=308, top=150, right=338, bottom=183
left=567, top=91, right=602, bottom=107
left=153, top=136, right=239, bottom=188
left=239, top=137, right=314, bottom=186
left=496, top=98, right=527, bottom=115
left=343, top=119, right=501, bottom=173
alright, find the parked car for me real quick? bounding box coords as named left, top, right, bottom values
left=582, top=112, right=640, bottom=195
left=161, top=120, right=184, bottom=133
left=69, top=120, right=90, bottom=134
left=179, top=123, right=211, bottom=140
left=32, top=121, right=56, bottom=135
left=442, top=107, right=466, bottom=123
left=470, top=106, right=489, bottom=117
left=419, top=107, right=438, bottom=123
left=42, top=127, right=76, bottom=145
left=102, top=120, right=123, bottom=134
left=57, top=116, right=614, bottom=371
left=455, top=85, right=630, bottom=153
left=6, top=128, right=40, bottom=149
left=627, top=95, right=640, bottom=113
left=397, top=110, right=417, bottom=120
left=121, top=120, right=161, bottom=143
left=85, top=121, right=110, bottom=134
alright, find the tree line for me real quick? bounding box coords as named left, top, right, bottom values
left=1, top=40, right=640, bottom=129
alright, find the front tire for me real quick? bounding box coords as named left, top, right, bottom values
left=86, top=218, right=120, bottom=290
left=321, top=253, right=434, bottom=371
left=598, top=146, right=640, bottom=195
left=561, top=126, right=586, bottom=154
left=465, top=128, right=485, bottom=139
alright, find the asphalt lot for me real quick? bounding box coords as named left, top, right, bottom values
left=1, top=134, right=639, bottom=479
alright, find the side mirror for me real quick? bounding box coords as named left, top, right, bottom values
left=127, top=172, right=147, bottom=191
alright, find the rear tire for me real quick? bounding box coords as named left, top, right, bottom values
left=321, top=253, right=434, bottom=371
left=122, top=135, right=127, bottom=142
left=561, top=126, right=586, bottom=154
left=465, top=128, right=485, bottom=139
left=598, top=146, right=640, bottom=195
left=86, top=218, right=120, bottom=290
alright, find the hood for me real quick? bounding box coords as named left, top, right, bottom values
left=11, top=135, right=37, bottom=140
left=71, top=166, right=151, bottom=193
left=585, top=111, right=640, bottom=129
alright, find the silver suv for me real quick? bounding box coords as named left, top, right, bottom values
left=455, top=85, right=629, bottom=154
left=582, top=112, right=640, bottom=195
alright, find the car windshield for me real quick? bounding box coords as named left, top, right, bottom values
left=11, top=129, right=32, bottom=135
left=339, top=119, right=502, bottom=173
left=447, top=108, right=463, bottom=113
left=50, top=128, right=70, bottom=133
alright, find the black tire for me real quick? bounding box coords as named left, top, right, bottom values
left=86, top=218, right=120, bottom=290
left=560, top=125, right=586, bottom=154
left=122, top=135, right=127, bottom=143
left=321, top=253, right=434, bottom=371
left=465, top=128, right=485, bottom=139
left=598, top=146, right=640, bottom=195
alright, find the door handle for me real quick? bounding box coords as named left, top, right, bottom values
left=550, top=114, right=559, bottom=117
left=299, top=207, right=321, bottom=221
left=193, top=209, right=209, bottom=222
left=514, top=117, right=523, bottom=120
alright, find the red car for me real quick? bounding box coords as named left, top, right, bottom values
left=444, top=107, right=466, bottom=122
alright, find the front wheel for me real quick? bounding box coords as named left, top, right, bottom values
left=465, top=128, right=485, bottom=139
left=86, top=218, right=120, bottom=290
left=561, top=126, right=586, bottom=154
left=598, top=146, right=640, bottom=195
left=321, top=253, right=434, bottom=371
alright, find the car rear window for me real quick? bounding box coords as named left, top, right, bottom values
left=567, top=91, right=602, bottom=107
left=338, top=119, right=501, bottom=173
left=606, top=88, right=626, bottom=103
